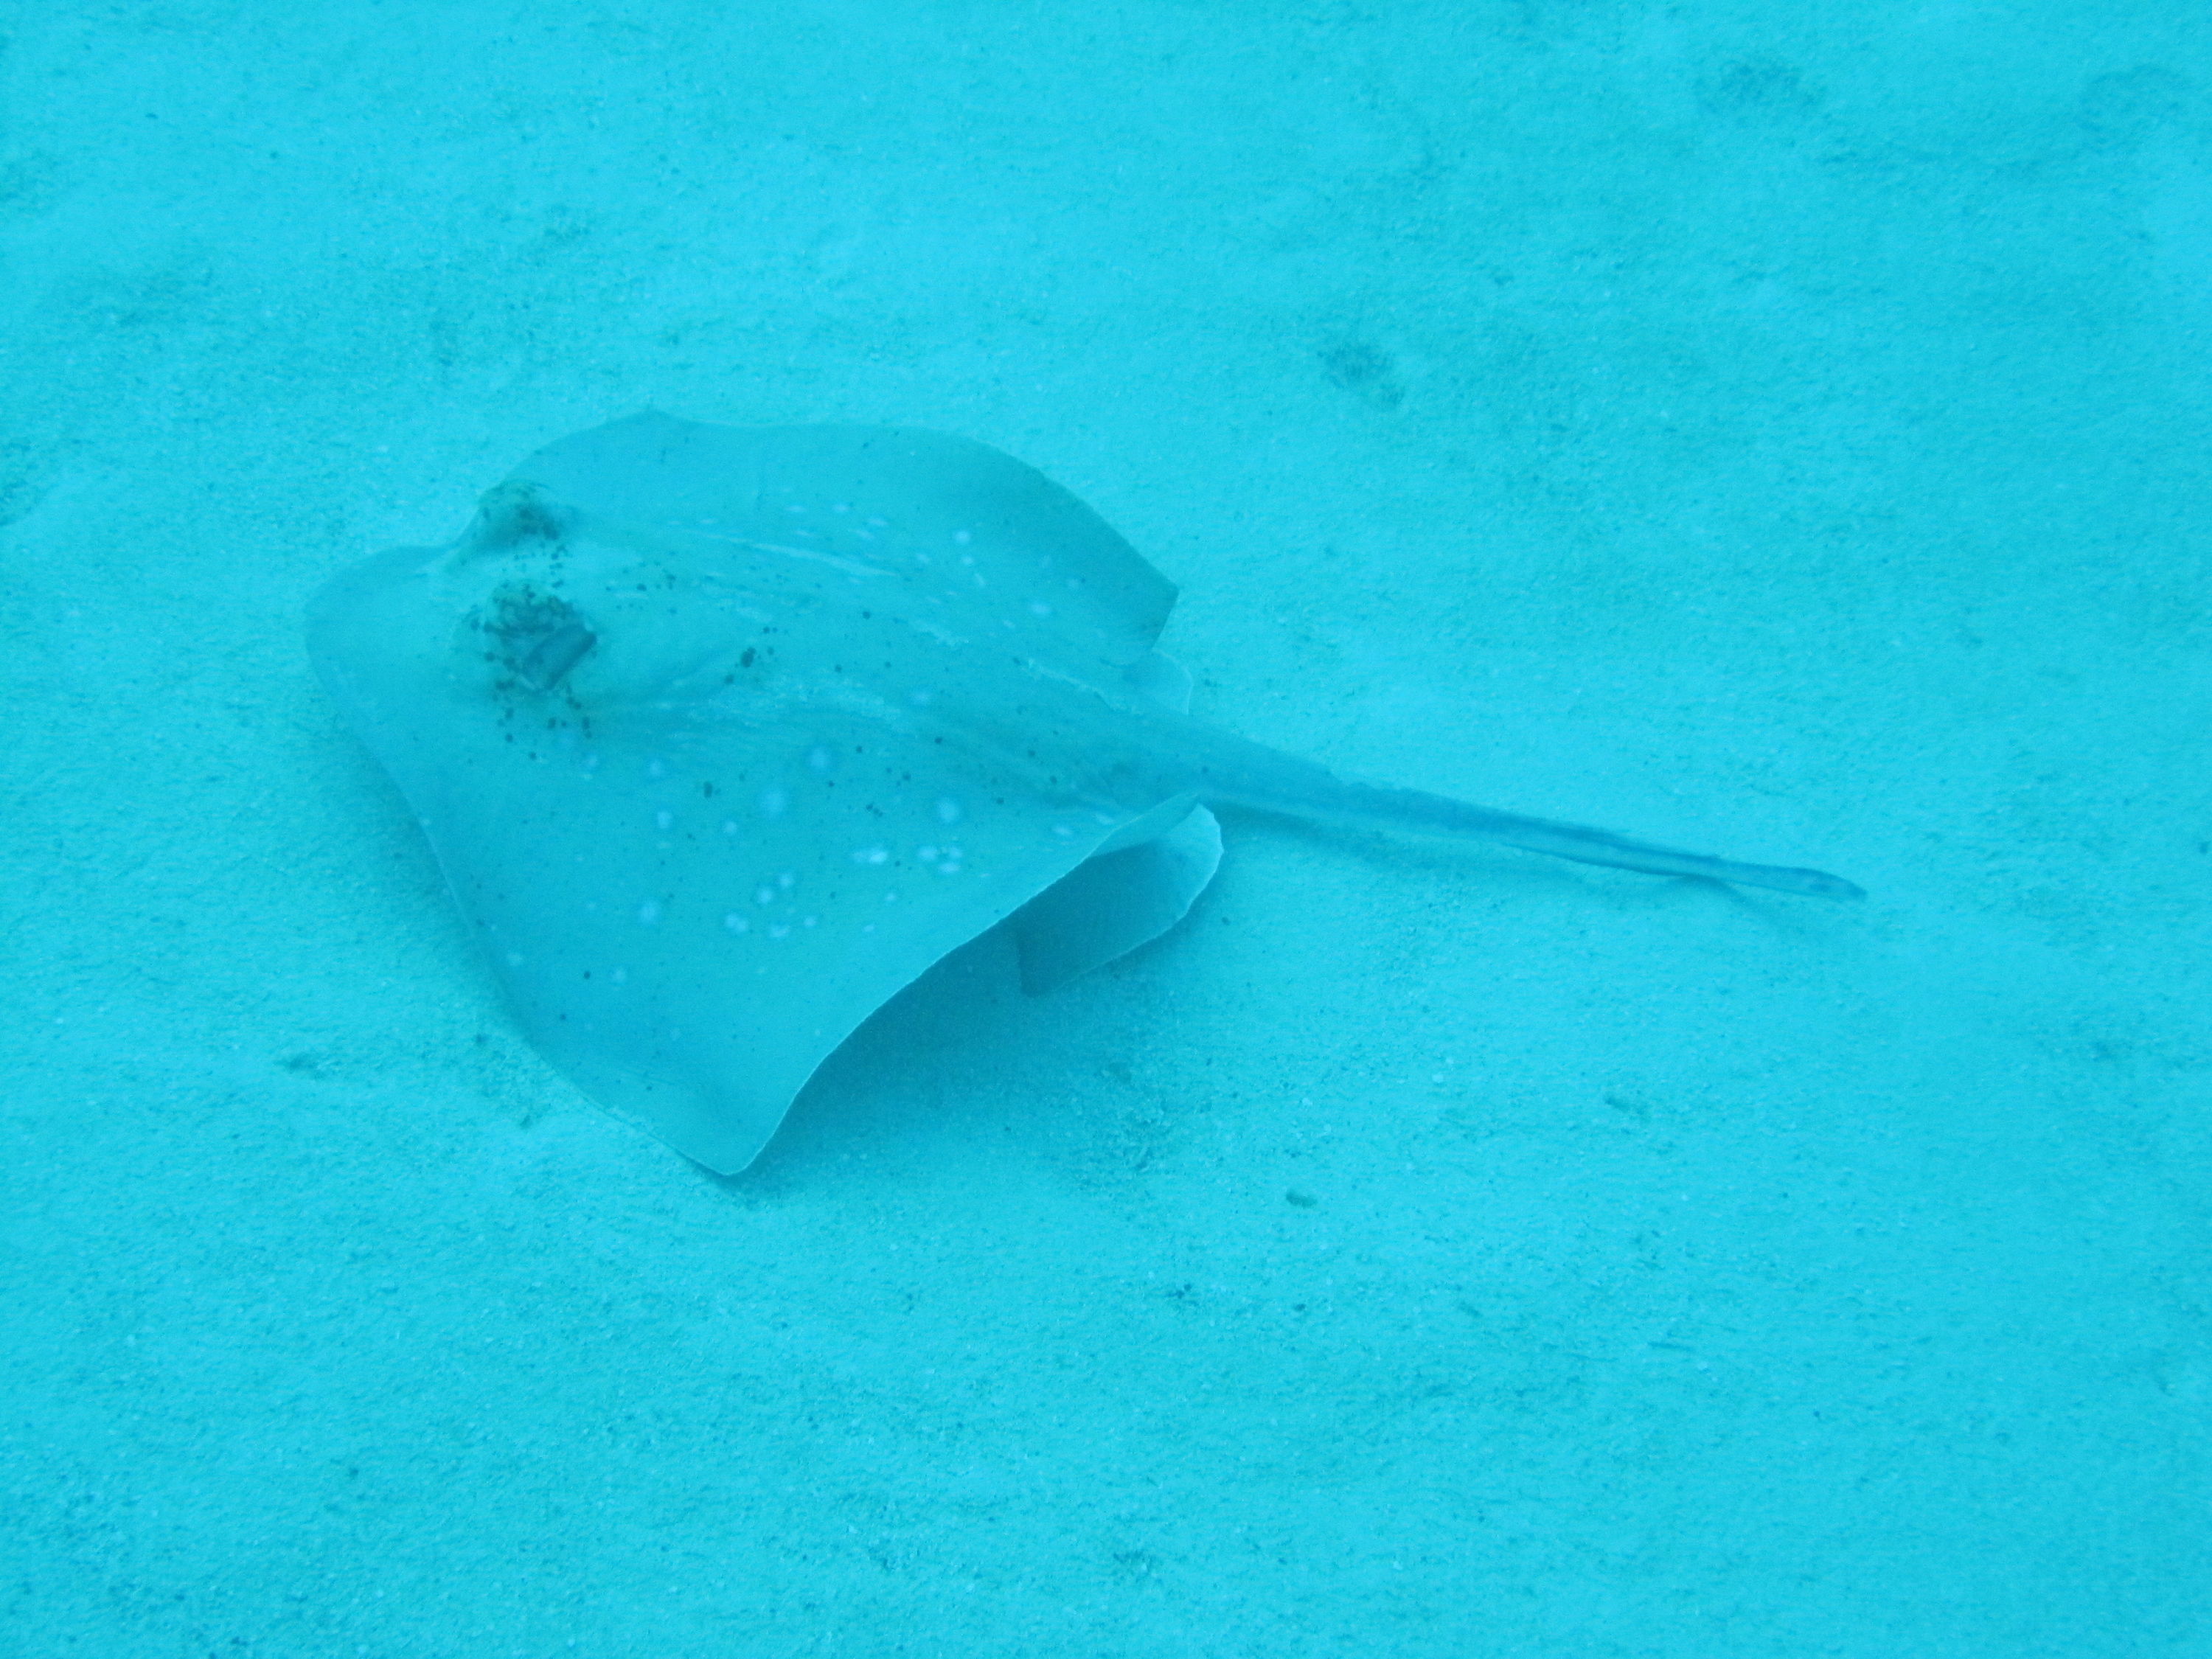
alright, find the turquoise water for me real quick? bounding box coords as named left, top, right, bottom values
left=4, top=4, right=2205, bottom=1653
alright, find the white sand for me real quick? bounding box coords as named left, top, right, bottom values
left=2, top=4, right=2205, bottom=1652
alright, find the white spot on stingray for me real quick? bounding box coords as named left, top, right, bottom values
left=883, top=890, right=900, bottom=903
left=806, top=745, right=835, bottom=774
left=504, top=951, right=524, bottom=968
left=831, top=502, right=850, bottom=515
left=637, top=900, right=662, bottom=926
left=646, top=758, right=667, bottom=780
left=801, top=915, right=818, bottom=928
left=1053, top=823, right=1077, bottom=838
left=854, top=846, right=889, bottom=865
left=953, top=529, right=973, bottom=546
left=654, top=810, right=674, bottom=831
left=918, top=846, right=939, bottom=863
left=611, top=967, right=628, bottom=985
left=1029, top=600, right=1052, bottom=616
left=754, top=885, right=776, bottom=906
left=580, top=752, right=601, bottom=773
left=721, top=819, right=739, bottom=836
left=768, top=922, right=790, bottom=939
left=759, top=787, right=787, bottom=818
left=908, top=689, right=934, bottom=708
left=723, top=912, right=749, bottom=933
left=935, top=796, right=962, bottom=825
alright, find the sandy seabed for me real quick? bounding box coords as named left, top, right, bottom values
left=2, top=4, right=2206, bottom=1655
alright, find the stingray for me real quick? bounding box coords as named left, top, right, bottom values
left=307, top=412, right=1859, bottom=1172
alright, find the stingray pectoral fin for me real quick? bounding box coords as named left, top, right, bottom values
left=1010, top=806, right=1224, bottom=993
left=549, top=1047, right=785, bottom=1176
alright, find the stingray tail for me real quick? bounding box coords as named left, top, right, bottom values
left=1180, top=729, right=1863, bottom=900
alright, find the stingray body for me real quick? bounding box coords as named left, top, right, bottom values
left=308, top=412, right=1857, bottom=1172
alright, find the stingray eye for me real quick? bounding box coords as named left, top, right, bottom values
left=465, top=480, right=573, bottom=551
left=481, top=581, right=597, bottom=692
